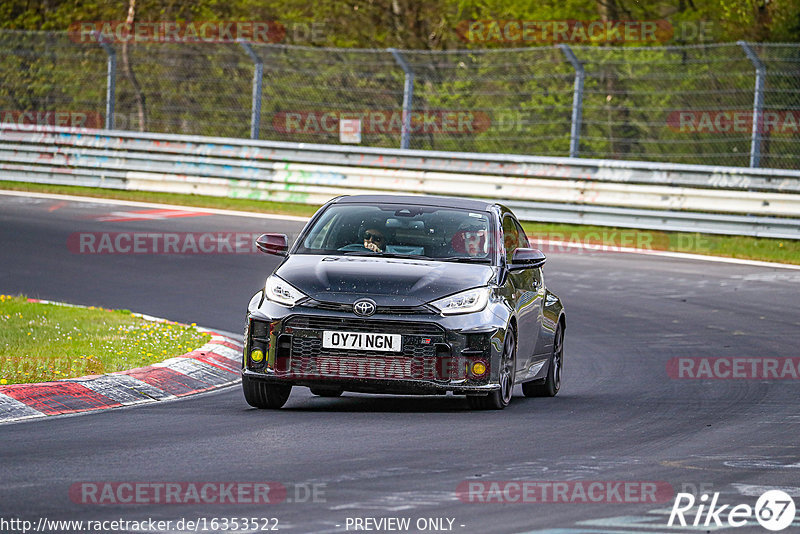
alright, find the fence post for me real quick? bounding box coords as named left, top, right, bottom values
left=738, top=41, right=765, bottom=168
left=93, top=31, right=116, bottom=130
left=558, top=44, right=584, bottom=159
left=239, top=41, right=264, bottom=140
left=388, top=48, right=414, bottom=149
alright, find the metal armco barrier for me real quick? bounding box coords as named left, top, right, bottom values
left=2, top=124, right=800, bottom=239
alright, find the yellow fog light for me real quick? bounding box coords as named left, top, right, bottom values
left=472, top=361, right=487, bottom=376
left=250, top=349, right=264, bottom=362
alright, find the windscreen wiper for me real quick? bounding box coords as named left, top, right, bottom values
left=436, top=256, right=492, bottom=263
left=342, top=251, right=380, bottom=256
left=372, top=253, right=432, bottom=261
left=342, top=251, right=490, bottom=263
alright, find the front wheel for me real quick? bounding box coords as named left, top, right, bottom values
left=242, top=375, right=292, bottom=409
left=467, top=327, right=516, bottom=410
left=522, top=324, right=563, bottom=398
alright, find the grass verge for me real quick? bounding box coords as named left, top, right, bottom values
left=0, top=295, right=211, bottom=385
left=2, top=180, right=798, bottom=265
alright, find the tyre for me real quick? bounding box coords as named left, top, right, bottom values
left=467, top=326, right=516, bottom=410
left=242, top=375, right=292, bottom=409
left=522, top=324, right=563, bottom=398
left=309, top=387, right=343, bottom=397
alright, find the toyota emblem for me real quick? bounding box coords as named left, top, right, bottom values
left=353, top=298, right=377, bottom=317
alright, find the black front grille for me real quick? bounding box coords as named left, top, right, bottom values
left=284, top=316, right=444, bottom=336
left=291, top=336, right=436, bottom=359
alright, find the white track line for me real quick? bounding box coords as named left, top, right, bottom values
left=2, top=189, right=798, bottom=270
left=0, top=189, right=310, bottom=222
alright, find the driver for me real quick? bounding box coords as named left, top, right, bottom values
left=362, top=226, right=387, bottom=252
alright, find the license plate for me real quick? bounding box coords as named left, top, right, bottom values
left=322, top=331, right=402, bottom=352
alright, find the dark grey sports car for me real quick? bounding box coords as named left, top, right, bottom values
left=242, top=194, right=565, bottom=410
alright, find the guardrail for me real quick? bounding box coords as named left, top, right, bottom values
left=2, top=124, right=800, bottom=239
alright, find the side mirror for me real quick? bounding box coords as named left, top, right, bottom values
left=509, top=248, right=546, bottom=270
left=255, top=233, right=288, bottom=256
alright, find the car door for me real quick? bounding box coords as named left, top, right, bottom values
left=531, top=265, right=551, bottom=358
left=502, top=214, right=543, bottom=376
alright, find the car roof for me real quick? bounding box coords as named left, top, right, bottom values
left=332, top=194, right=495, bottom=211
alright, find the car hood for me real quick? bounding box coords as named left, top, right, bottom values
left=275, top=254, right=495, bottom=306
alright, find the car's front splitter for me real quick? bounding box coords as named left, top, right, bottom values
left=242, top=369, right=501, bottom=396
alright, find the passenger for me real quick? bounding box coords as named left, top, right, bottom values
left=453, top=221, right=488, bottom=256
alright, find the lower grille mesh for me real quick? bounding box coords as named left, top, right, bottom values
left=291, top=336, right=435, bottom=359
left=275, top=355, right=467, bottom=380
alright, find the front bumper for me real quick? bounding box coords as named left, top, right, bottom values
left=242, top=369, right=500, bottom=395
left=242, top=292, right=508, bottom=395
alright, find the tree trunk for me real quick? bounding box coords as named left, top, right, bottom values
left=121, top=0, right=146, bottom=131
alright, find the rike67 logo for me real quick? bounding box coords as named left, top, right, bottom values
left=669, top=490, right=796, bottom=531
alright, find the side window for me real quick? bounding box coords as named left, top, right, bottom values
left=513, top=217, right=542, bottom=283
left=304, top=212, right=337, bottom=249
left=513, top=219, right=529, bottom=249
left=502, top=215, right=518, bottom=264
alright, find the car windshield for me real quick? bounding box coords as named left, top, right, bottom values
left=294, top=203, right=494, bottom=262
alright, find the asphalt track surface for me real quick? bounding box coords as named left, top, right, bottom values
left=1, top=191, right=799, bottom=534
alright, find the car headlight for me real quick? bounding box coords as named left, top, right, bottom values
left=265, top=275, right=308, bottom=307
left=430, top=287, right=491, bottom=315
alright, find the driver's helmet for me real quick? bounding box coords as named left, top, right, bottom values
left=451, top=219, right=489, bottom=256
